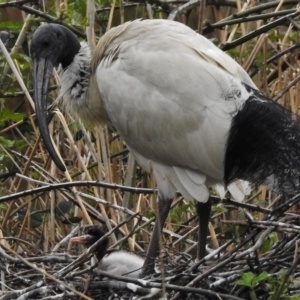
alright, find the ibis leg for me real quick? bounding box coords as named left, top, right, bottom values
left=196, top=199, right=212, bottom=260
left=140, top=198, right=173, bottom=277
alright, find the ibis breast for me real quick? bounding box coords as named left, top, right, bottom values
left=92, top=20, right=253, bottom=202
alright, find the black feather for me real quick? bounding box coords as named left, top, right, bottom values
left=84, top=227, right=109, bottom=261
left=225, top=83, right=300, bottom=195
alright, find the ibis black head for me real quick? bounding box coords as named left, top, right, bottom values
left=70, top=227, right=109, bottom=261
left=30, top=24, right=81, bottom=172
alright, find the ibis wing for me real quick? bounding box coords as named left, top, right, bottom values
left=95, top=20, right=251, bottom=201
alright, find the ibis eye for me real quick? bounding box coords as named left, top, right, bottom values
left=42, top=40, right=49, bottom=47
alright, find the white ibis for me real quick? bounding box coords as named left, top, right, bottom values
left=71, top=227, right=144, bottom=277
left=31, top=19, right=300, bottom=277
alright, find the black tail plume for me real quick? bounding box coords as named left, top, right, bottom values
left=225, top=84, right=300, bottom=195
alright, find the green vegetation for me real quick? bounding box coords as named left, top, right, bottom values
left=0, top=0, right=299, bottom=299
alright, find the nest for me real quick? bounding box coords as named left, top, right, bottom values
left=1, top=193, right=300, bottom=300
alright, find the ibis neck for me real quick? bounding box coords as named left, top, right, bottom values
left=93, top=236, right=109, bottom=261
left=61, top=39, right=81, bottom=69
left=59, top=42, right=91, bottom=112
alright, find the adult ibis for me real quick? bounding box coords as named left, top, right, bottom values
left=30, top=19, right=300, bottom=277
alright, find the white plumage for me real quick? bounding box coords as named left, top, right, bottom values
left=31, top=18, right=300, bottom=277
left=71, top=227, right=144, bottom=278
left=97, top=251, right=144, bottom=278
left=61, top=19, right=253, bottom=203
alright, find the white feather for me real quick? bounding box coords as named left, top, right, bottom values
left=60, top=42, right=90, bottom=106
left=96, top=19, right=252, bottom=202
left=59, top=19, right=252, bottom=203
left=95, top=250, right=144, bottom=278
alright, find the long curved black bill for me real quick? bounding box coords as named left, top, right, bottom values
left=33, top=58, right=66, bottom=172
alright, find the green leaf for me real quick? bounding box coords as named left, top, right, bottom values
left=30, top=211, right=43, bottom=228
left=212, top=203, right=227, bottom=213
left=235, top=272, right=256, bottom=288
left=235, top=272, right=268, bottom=288
left=0, top=136, right=14, bottom=148
left=10, top=53, right=31, bottom=63
left=0, top=21, right=23, bottom=31
left=261, top=232, right=278, bottom=253
left=55, top=201, right=73, bottom=216
left=17, top=209, right=43, bottom=228
left=0, top=107, right=25, bottom=123
left=252, top=272, right=268, bottom=286
left=0, top=203, right=7, bottom=210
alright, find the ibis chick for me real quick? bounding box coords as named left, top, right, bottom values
left=71, top=227, right=161, bottom=298
left=31, top=19, right=300, bottom=277
left=71, top=227, right=144, bottom=278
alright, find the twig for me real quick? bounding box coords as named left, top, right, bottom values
left=18, top=6, right=86, bottom=38
left=0, top=245, right=92, bottom=300
left=220, top=10, right=300, bottom=51
left=0, top=0, right=37, bottom=8
left=0, top=179, right=156, bottom=203
left=274, top=73, right=300, bottom=102
left=203, top=9, right=297, bottom=34
left=51, top=226, right=80, bottom=253
left=94, top=269, right=246, bottom=300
